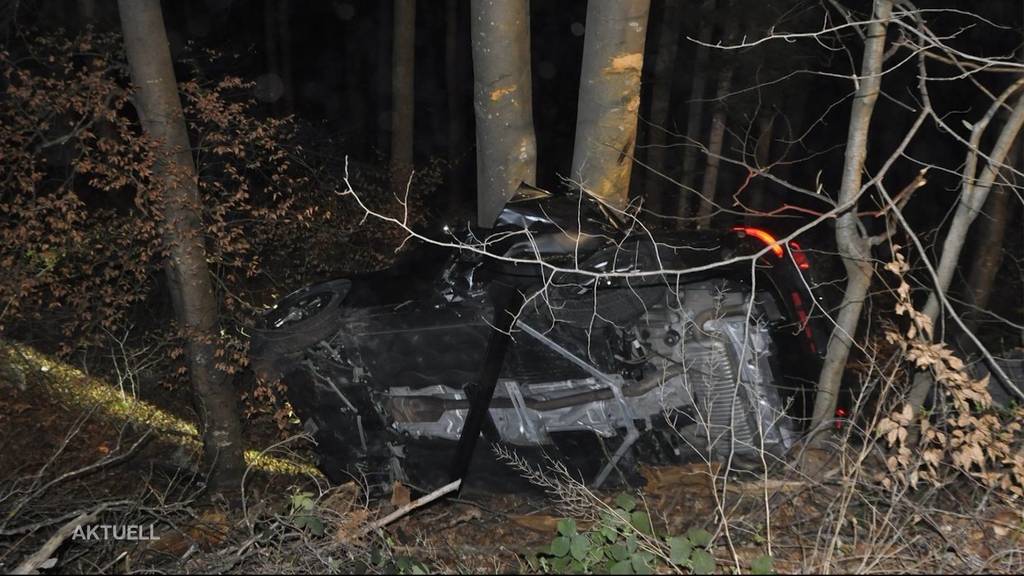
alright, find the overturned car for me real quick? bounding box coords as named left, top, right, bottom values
left=251, top=188, right=834, bottom=491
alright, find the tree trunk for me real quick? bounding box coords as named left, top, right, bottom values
left=278, top=0, right=294, bottom=115
left=677, top=0, right=714, bottom=224
left=390, top=0, right=416, bottom=198
left=77, top=0, right=96, bottom=24
left=445, top=0, right=465, bottom=209
left=920, top=91, right=1024, bottom=325
left=964, top=168, right=1013, bottom=325
left=263, top=0, right=279, bottom=101
left=571, top=0, right=652, bottom=212
left=745, top=110, right=775, bottom=223
left=644, top=0, right=681, bottom=215
left=471, top=0, right=537, bottom=227
left=694, top=56, right=735, bottom=229
left=810, top=0, right=894, bottom=436
left=905, top=90, right=1024, bottom=410
left=117, top=0, right=245, bottom=492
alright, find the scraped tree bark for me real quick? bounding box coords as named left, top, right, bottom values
left=810, top=0, right=893, bottom=435
left=471, top=0, right=537, bottom=226
left=694, top=21, right=737, bottom=230
left=118, top=0, right=245, bottom=491
left=677, top=0, right=714, bottom=223
left=390, top=0, right=416, bottom=198
left=571, top=0, right=652, bottom=212
left=644, top=0, right=681, bottom=214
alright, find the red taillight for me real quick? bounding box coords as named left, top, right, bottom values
left=733, top=226, right=783, bottom=258
left=790, top=290, right=817, bottom=354
left=788, top=241, right=811, bottom=270
left=835, top=407, right=848, bottom=429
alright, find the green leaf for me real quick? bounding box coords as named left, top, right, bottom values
left=601, top=511, right=623, bottom=528
left=615, top=492, right=637, bottom=513
left=608, top=543, right=630, bottom=562
left=690, top=548, right=716, bottom=575
left=626, top=534, right=638, bottom=554
left=751, top=555, right=775, bottom=575
left=686, top=527, right=713, bottom=548
left=550, top=536, right=571, bottom=557
left=294, top=514, right=324, bottom=536
left=667, top=536, right=692, bottom=565
left=630, top=553, right=652, bottom=575
left=570, top=534, right=589, bottom=561
left=609, top=559, right=634, bottom=575
left=600, top=525, right=618, bottom=543
left=306, top=516, right=324, bottom=537
left=552, top=555, right=572, bottom=573
left=630, top=511, right=653, bottom=536
left=557, top=518, right=577, bottom=537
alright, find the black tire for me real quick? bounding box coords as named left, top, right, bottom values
left=250, top=279, right=350, bottom=380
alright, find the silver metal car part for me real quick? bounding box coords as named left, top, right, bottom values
left=515, top=320, right=640, bottom=487
left=385, top=284, right=790, bottom=480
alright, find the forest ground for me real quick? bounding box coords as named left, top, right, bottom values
left=1, top=342, right=1023, bottom=574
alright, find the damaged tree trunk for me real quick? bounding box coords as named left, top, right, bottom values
left=390, top=0, right=416, bottom=199
left=677, top=0, right=714, bottom=224
left=471, top=0, right=537, bottom=227
left=118, top=0, right=245, bottom=491
left=810, top=0, right=893, bottom=436
left=571, top=0, right=652, bottom=212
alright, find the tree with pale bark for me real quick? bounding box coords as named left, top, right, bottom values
left=571, top=0, right=651, bottom=212
left=117, top=0, right=245, bottom=491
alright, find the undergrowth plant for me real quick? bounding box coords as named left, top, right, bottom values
left=527, top=492, right=775, bottom=575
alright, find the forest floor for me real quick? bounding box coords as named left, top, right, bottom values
left=2, top=342, right=1023, bottom=574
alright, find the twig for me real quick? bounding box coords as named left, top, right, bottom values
left=11, top=507, right=103, bottom=575
left=359, top=479, right=461, bottom=535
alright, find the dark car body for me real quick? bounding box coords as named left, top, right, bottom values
left=251, top=189, right=833, bottom=491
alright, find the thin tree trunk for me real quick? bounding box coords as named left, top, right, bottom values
left=921, top=91, right=1024, bottom=324
left=278, top=0, right=293, bottom=115
left=811, top=0, right=894, bottom=436
left=964, top=139, right=1018, bottom=325
left=117, top=0, right=245, bottom=491
left=77, top=0, right=96, bottom=24
left=390, top=0, right=416, bottom=198
left=745, top=110, right=775, bottom=223
left=965, top=184, right=1011, bottom=323
left=571, top=0, right=652, bottom=212
left=375, top=1, right=392, bottom=154
left=905, top=90, right=1024, bottom=410
left=264, top=0, right=279, bottom=98
left=694, top=55, right=735, bottom=229
left=471, top=0, right=537, bottom=226
left=644, top=0, right=681, bottom=216
left=445, top=0, right=465, bottom=209
left=677, top=0, right=714, bottom=224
